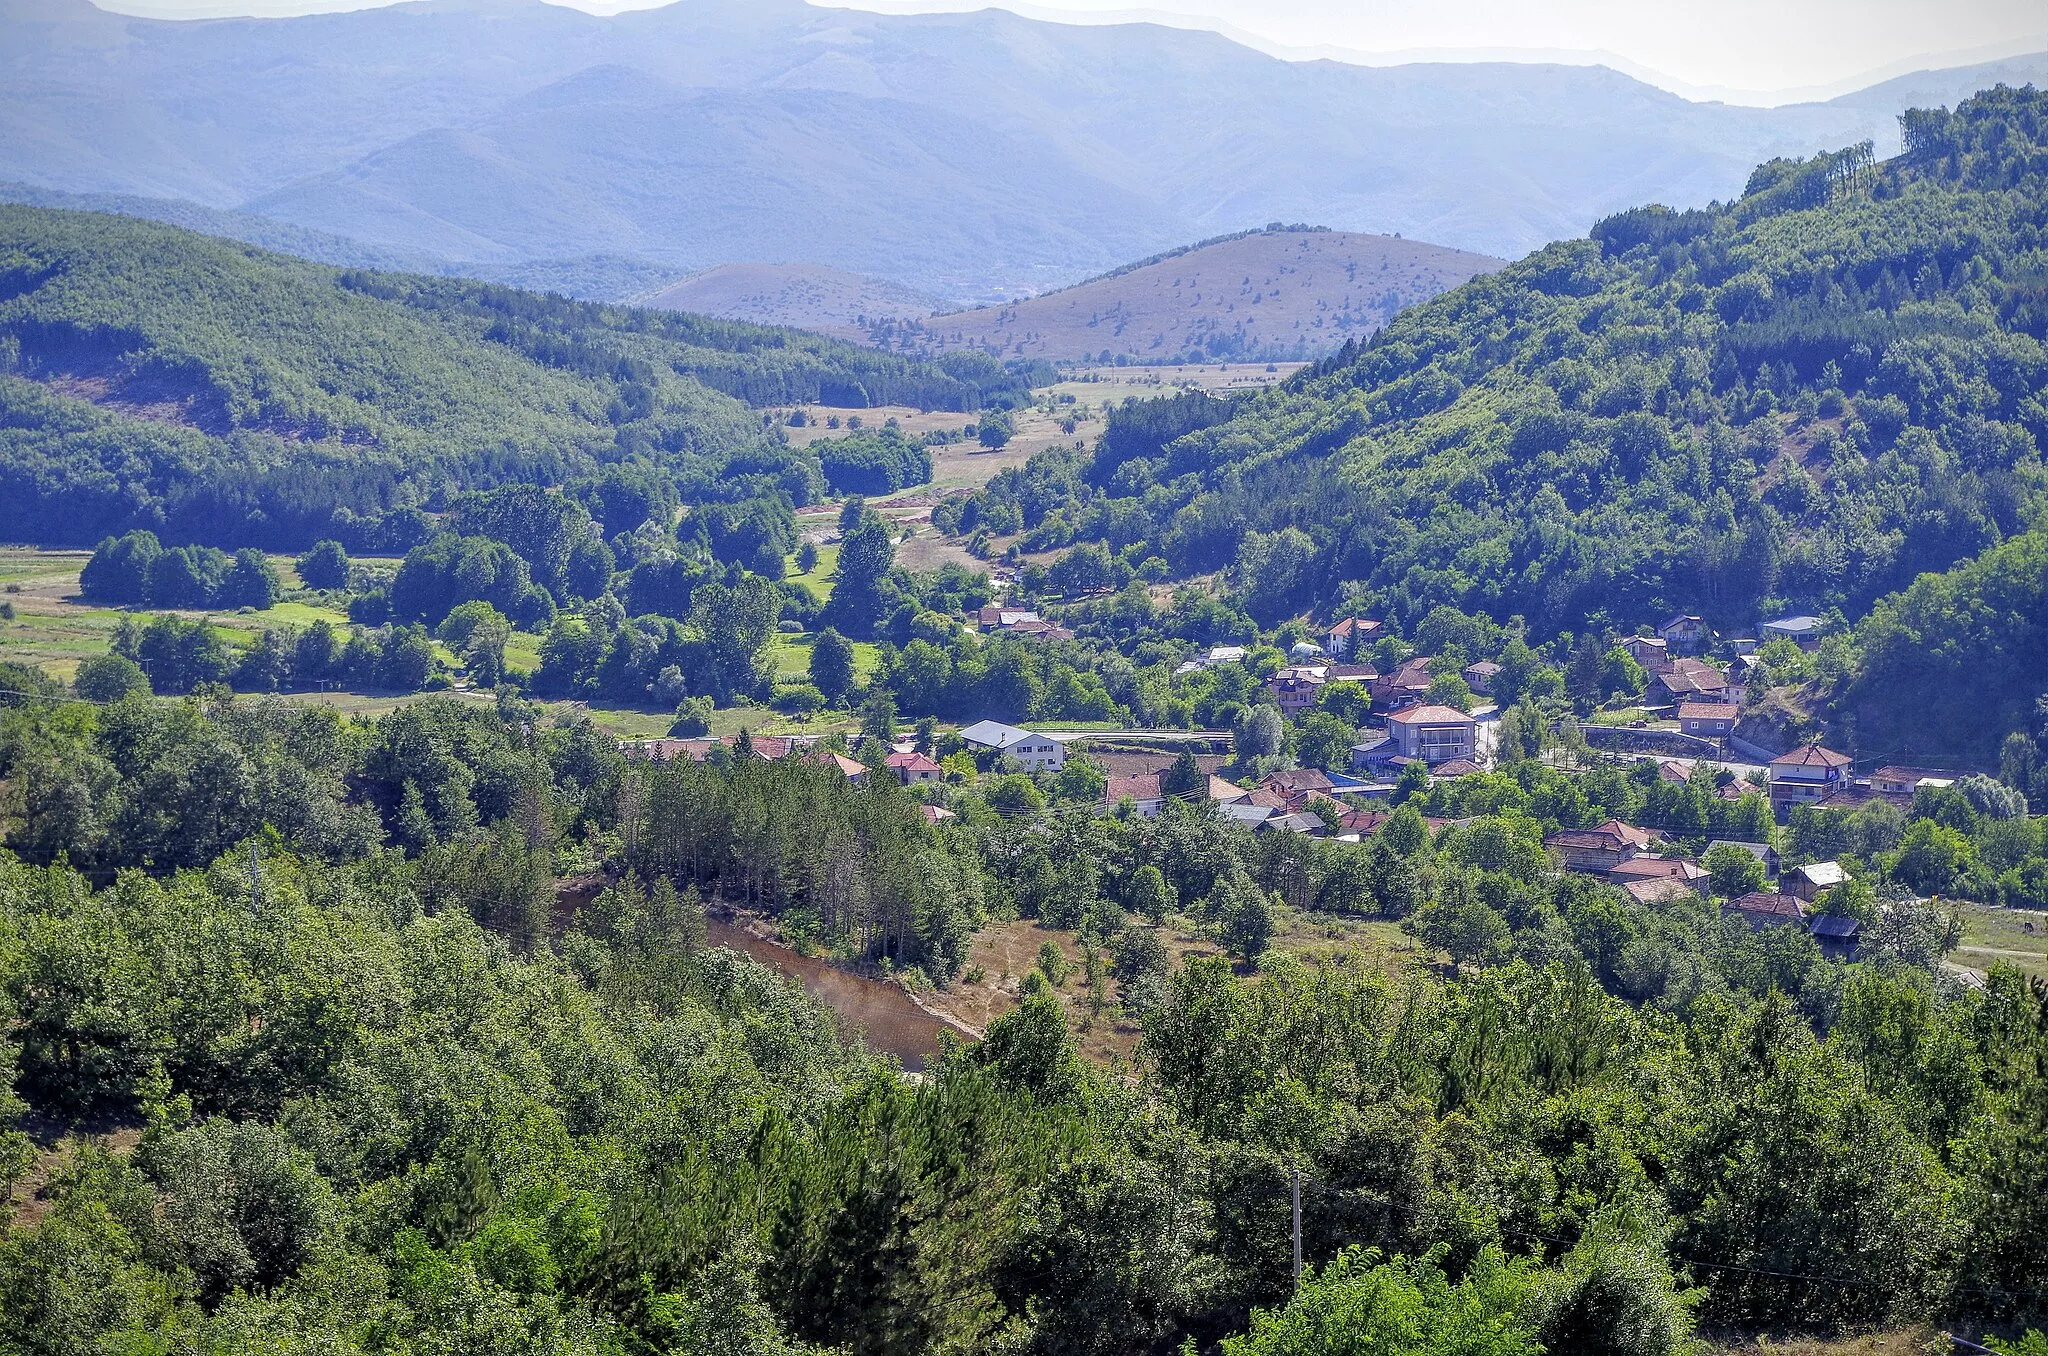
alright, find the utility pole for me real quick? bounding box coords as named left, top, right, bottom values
left=1291, top=1167, right=1303, bottom=1282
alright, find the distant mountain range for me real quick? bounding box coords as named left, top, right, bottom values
left=4, top=0, right=2045, bottom=302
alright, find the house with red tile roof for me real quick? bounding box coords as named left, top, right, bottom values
left=1385, top=704, right=1477, bottom=765
left=1768, top=743, right=1853, bottom=814
left=1723, top=891, right=1806, bottom=929
left=1545, top=820, right=1655, bottom=872
left=1677, top=703, right=1737, bottom=738
left=1323, top=616, right=1382, bottom=657
left=886, top=750, right=943, bottom=786
left=1103, top=773, right=1166, bottom=817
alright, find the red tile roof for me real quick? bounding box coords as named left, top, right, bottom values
left=1608, top=856, right=1707, bottom=882
left=1105, top=773, right=1164, bottom=803
left=1725, top=892, right=1806, bottom=923
left=886, top=751, right=942, bottom=773
left=1387, top=704, right=1474, bottom=725
left=1770, top=743, right=1852, bottom=770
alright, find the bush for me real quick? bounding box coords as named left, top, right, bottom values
left=73, top=653, right=150, bottom=704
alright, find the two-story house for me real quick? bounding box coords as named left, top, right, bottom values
left=1768, top=743, right=1852, bottom=814
left=1657, top=614, right=1711, bottom=656
left=1385, top=704, right=1477, bottom=765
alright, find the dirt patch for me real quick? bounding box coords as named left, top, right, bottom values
left=1705, top=1329, right=1946, bottom=1356
left=11, top=1113, right=146, bottom=1228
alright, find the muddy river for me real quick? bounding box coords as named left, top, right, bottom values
left=705, top=916, right=965, bottom=1071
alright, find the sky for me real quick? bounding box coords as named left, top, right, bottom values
left=94, top=0, right=2048, bottom=106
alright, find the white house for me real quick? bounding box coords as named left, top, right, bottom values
left=958, top=719, right=1066, bottom=772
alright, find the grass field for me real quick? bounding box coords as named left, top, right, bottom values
left=1955, top=902, right=2048, bottom=979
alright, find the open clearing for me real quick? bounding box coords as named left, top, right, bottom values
left=1955, top=902, right=2048, bottom=979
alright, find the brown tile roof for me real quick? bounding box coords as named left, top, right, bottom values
left=1387, top=704, right=1474, bottom=725
left=1677, top=702, right=1736, bottom=721
left=1658, top=760, right=1693, bottom=783
left=1430, top=759, right=1483, bottom=777
left=922, top=804, right=956, bottom=824
left=1724, top=892, right=1806, bottom=923
left=1609, top=856, right=1707, bottom=883
left=1246, top=788, right=1292, bottom=809
left=1325, top=664, right=1379, bottom=682
left=1771, top=743, right=1853, bottom=770
left=1327, top=617, right=1381, bottom=638
left=1208, top=775, right=1250, bottom=802
left=1263, top=769, right=1335, bottom=794
left=1105, top=773, right=1164, bottom=803
left=886, top=750, right=943, bottom=773
left=1625, top=878, right=1699, bottom=904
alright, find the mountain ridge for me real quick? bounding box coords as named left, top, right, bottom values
left=7, top=0, right=2042, bottom=296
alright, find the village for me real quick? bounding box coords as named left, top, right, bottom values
left=617, top=603, right=1997, bottom=969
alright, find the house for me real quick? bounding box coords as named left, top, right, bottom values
left=1461, top=661, right=1501, bottom=696
left=1677, top=702, right=1737, bottom=739
left=824, top=752, right=869, bottom=783
left=886, top=750, right=943, bottom=786
left=1430, top=758, right=1484, bottom=779
left=1727, top=637, right=1759, bottom=656
left=1260, top=810, right=1326, bottom=835
left=1784, top=860, right=1847, bottom=902
left=1262, top=769, right=1335, bottom=799
left=1385, top=705, right=1478, bottom=765
left=1708, top=839, right=1781, bottom=877
left=1608, top=857, right=1710, bottom=893
left=1371, top=656, right=1435, bottom=709
left=1545, top=819, right=1655, bottom=872
left=1622, top=635, right=1669, bottom=670
left=1761, top=616, right=1823, bottom=650
left=958, top=719, right=1066, bottom=772
left=1266, top=665, right=1328, bottom=715
left=1723, top=891, right=1807, bottom=929
left=1219, top=802, right=1278, bottom=828
left=921, top=804, right=957, bottom=825
left=1869, top=765, right=1961, bottom=801
left=1768, top=743, right=1853, bottom=814
left=977, top=604, right=1040, bottom=630
left=1657, top=760, right=1694, bottom=784
left=1809, top=913, right=1862, bottom=960
left=1648, top=659, right=1732, bottom=706
left=1323, top=617, right=1381, bottom=658
left=1349, top=737, right=1394, bottom=771
left=1624, top=877, right=1701, bottom=905
left=1103, top=773, right=1166, bottom=817
left=1006, top=618, right=1076, bottom=642
left=1658, top=614, right=1711, bottom=656
left=1208, top=776, right=1251, bottom=804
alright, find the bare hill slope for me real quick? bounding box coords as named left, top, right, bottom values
left=860, top=228, right=1503, bottom=362
left=640, top=261, right=944, bottom=335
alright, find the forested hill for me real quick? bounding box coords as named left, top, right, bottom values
left=970, top=85, right=2048, bottom=751
left=0, top=205, right=1025, bottom=549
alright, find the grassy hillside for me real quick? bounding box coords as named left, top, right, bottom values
left=865, top=227, right=1503, bottom=363
left=0, top=205, right=1021, bottom=549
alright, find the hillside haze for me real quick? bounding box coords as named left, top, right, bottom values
left=7, top=0, right=2044, bottom=298
left=640, top=262, right=947, bottom=336
left=858, top=228, right=1505, bottom=362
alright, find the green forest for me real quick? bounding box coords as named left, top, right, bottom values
left=0, top=207, right=1020, bottom=549
left=0, top=687, right=2044, bottom=1353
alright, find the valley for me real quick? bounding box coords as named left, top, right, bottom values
left=1, top=28, right=2047, bottom=1356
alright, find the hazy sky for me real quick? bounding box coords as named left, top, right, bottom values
left=95, top=0, right=2048, bottom=105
